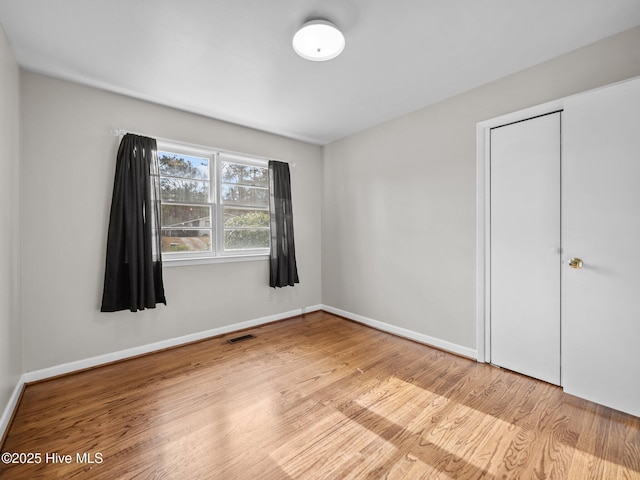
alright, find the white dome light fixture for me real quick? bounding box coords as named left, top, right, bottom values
left=293, top=20, right=345, bottom=61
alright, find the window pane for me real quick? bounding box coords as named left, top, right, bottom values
left=221, top=161, right=268, bottom=187
left=224, top=228, right=270, bottom=250
left=158, top=152, right=209, bottom=180
left=161, top=229, right=211, bottom=253
left=221, top=185, right=268, bottom=206
left=223, top=208, right=269, bottom=228
left=162, top=205, right=210, bottom=228
left=161, top=178, right=209, bottom=203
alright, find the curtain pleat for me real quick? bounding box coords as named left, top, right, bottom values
left=101, top=134, right=166, bottom=312
left=269, top=160, right=299, bottom=288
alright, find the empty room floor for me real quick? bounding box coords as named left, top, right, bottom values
left=1, top=311, right=639, bottom=479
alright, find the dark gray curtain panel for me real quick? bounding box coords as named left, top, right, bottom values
left=269, top=160, right=299, bottom=288
left=101, top=134, right=166, bottom=312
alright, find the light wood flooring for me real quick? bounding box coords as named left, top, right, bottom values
left=1, top=311, right=639, bottom=479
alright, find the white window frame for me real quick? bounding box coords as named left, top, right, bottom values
left=157, top=139, right=270, bottom=267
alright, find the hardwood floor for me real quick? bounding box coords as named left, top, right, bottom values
left=1, top=311, right=639, bottom=479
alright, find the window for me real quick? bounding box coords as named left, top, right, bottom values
left=157, top=141, right=270, bottom=263
left=220, top=155, right=270, bottom=251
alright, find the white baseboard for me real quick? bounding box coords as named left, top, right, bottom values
left=1, top=374, right=26, bottom=443
left=23, top=306, right=321, bottom=384
left=321, top=305, right=478, bottom=360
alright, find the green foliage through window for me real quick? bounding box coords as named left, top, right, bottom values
left=224, top=211, right=270, bottom=249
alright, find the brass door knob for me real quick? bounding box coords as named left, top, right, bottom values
left=569, top=258, right=583, bottom=269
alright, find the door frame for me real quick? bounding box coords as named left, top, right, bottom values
left=475, top=99, right=563, bottom=364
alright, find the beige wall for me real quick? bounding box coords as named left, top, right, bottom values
left=0, top=26, right=22, bottom=412
left=20, top=73, right=322, bottom=372
left=322, top=26, right=640, bottom=351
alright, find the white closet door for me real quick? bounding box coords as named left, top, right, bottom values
left=563, top=78, right=640, bottom=417
left=490, top=112, right=561, bottom=385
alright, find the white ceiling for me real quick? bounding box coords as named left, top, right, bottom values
left=1, top=1, right=639, bottom=145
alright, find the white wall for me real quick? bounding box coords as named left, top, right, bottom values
left=322, top=26, right=640, bottom=351
left=0, top=26, right=22, bottom=414
left=20, top=73, right=322, bottom=372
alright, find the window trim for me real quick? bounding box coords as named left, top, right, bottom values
left=156, top=139, right=270, bottom=265
left=162, top=253, right=269, bottom=268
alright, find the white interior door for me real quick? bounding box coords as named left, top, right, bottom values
left=562, top=78, right=640, bottom=417
left=490, top=112, right=561, bottom=385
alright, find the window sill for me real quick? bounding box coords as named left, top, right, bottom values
left=162, top=253, right=269, bottom=268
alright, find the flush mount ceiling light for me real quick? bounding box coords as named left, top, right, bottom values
left=292, top=20, right=345, bottom=61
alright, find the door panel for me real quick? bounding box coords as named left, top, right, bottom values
left=563, top=78, right=640, bottom=417
left=490, top=112, right=561, bottom=385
